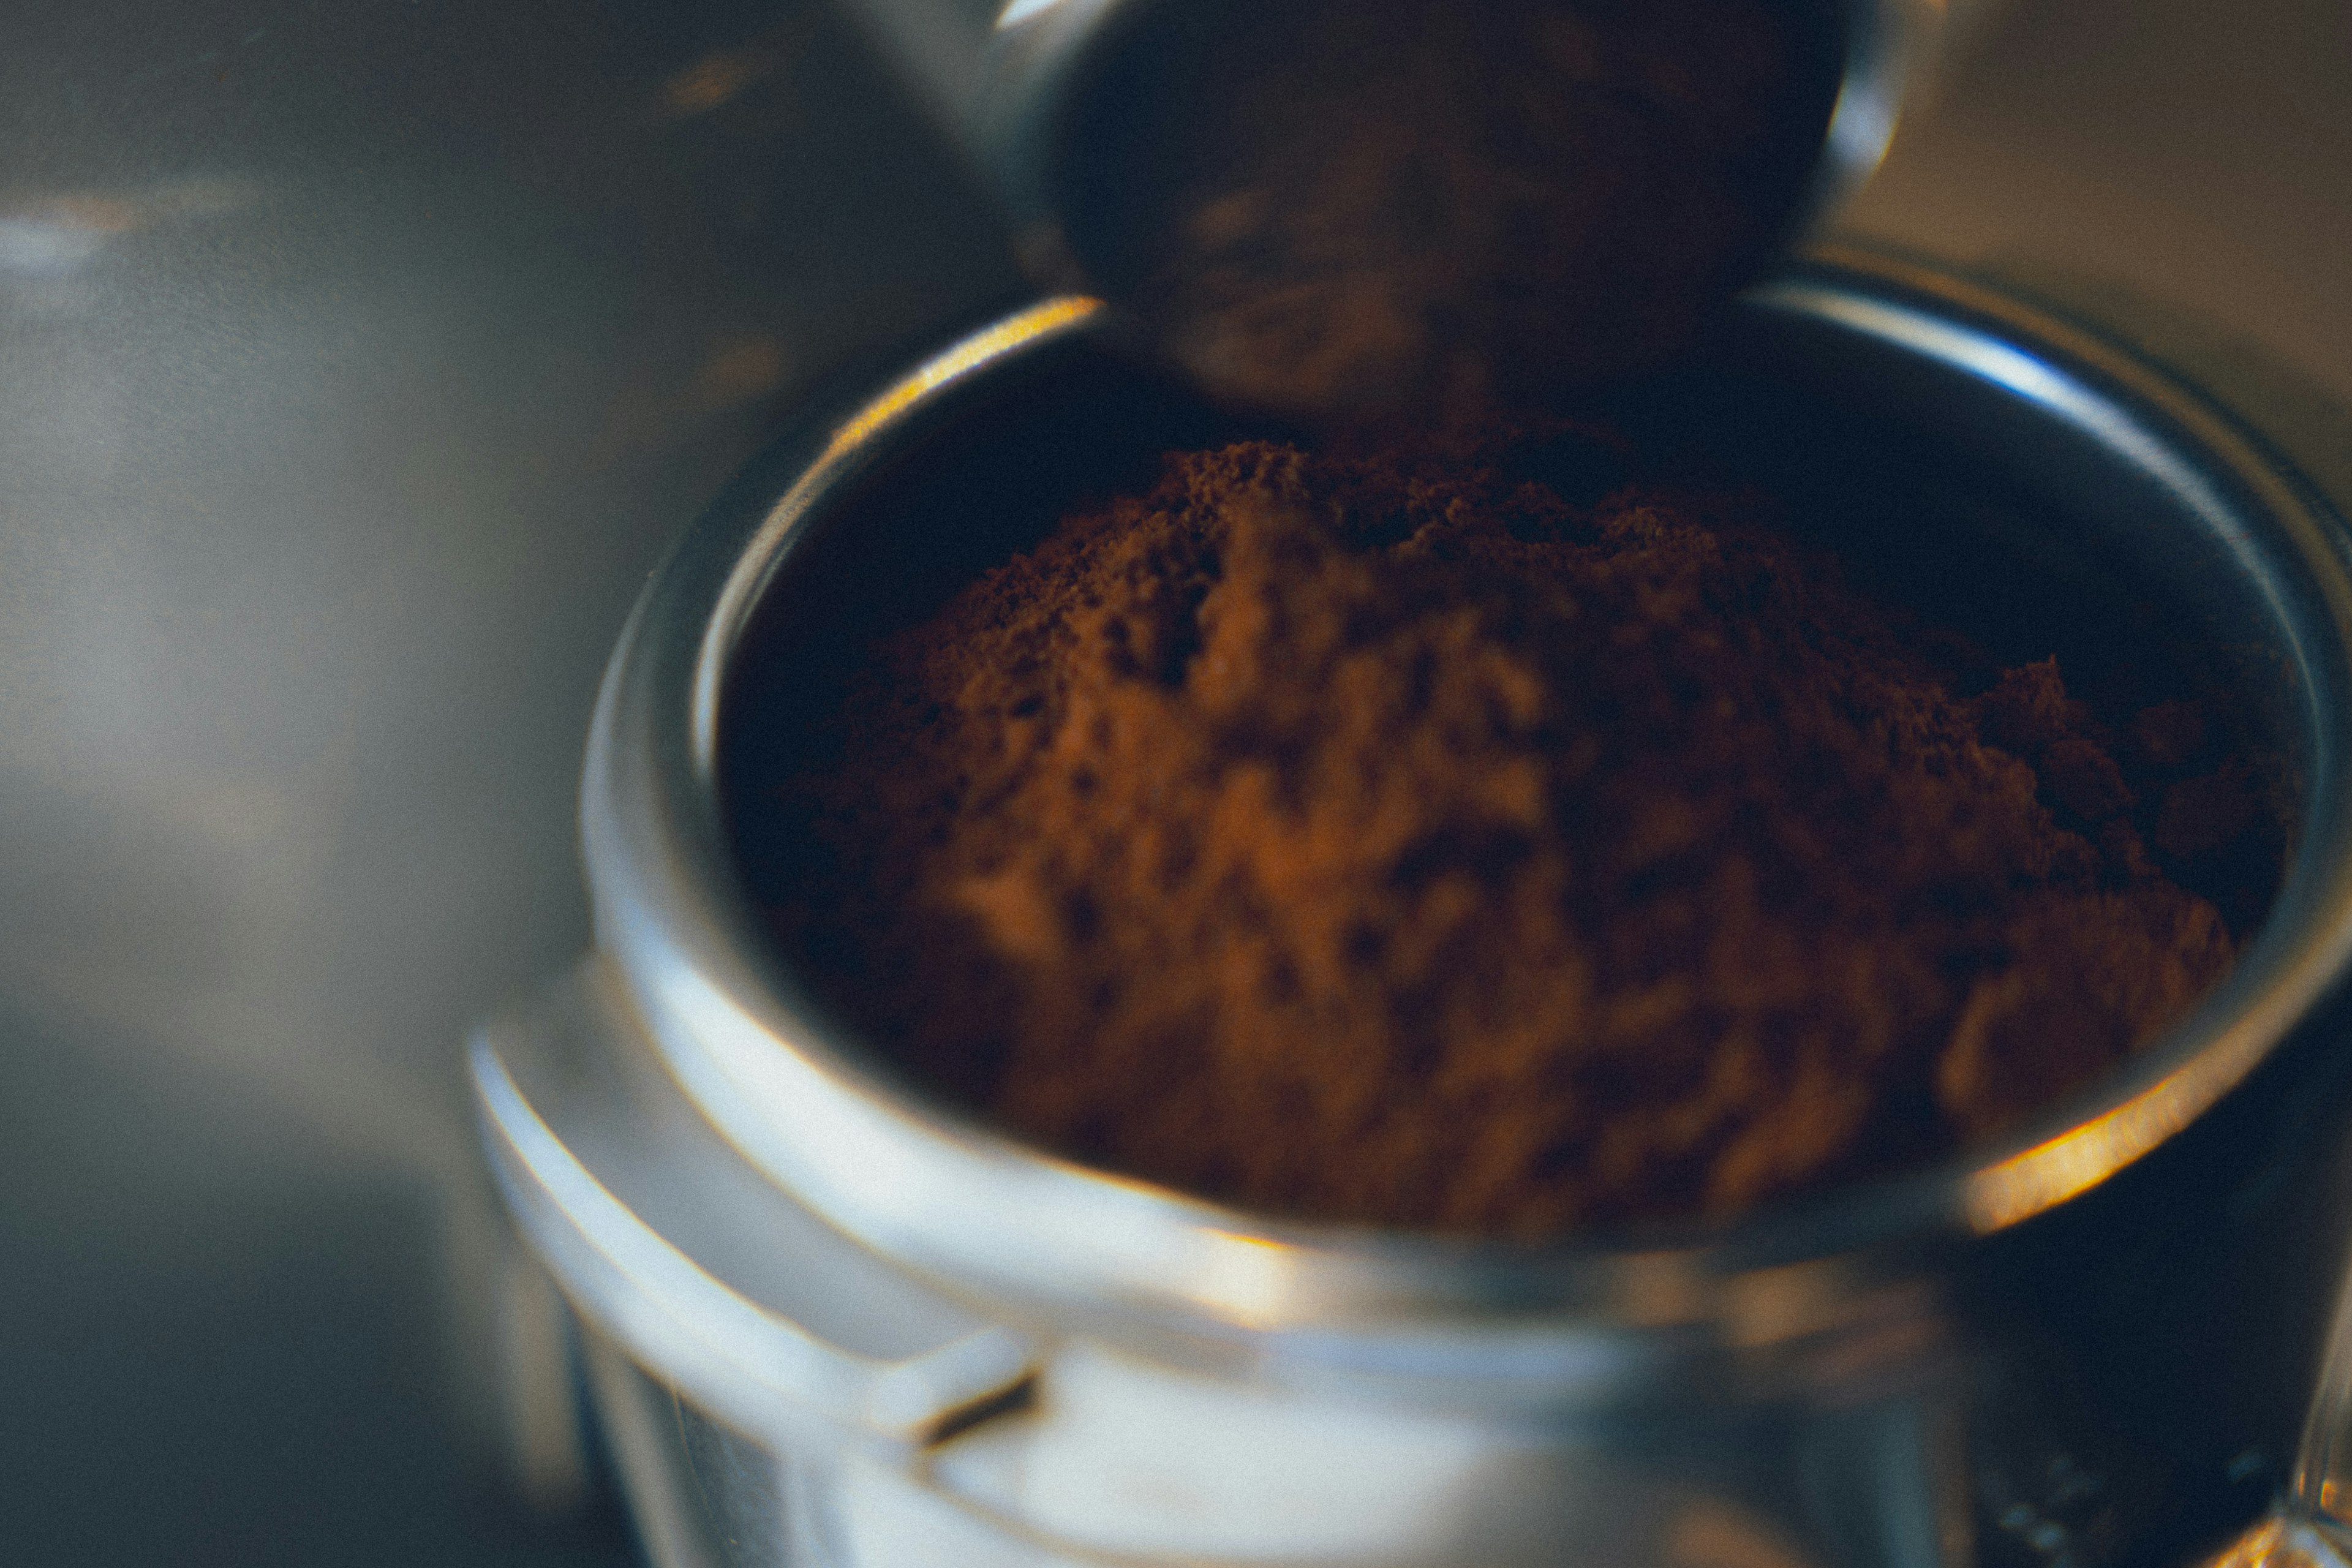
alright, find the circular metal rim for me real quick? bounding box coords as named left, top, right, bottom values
left=578, top=248, right=2352, bottom=1338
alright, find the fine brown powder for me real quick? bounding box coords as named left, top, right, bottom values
left=777, top=434, right=2267, bottom=1236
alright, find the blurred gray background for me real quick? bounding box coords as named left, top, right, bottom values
left=0, top=1, right=2346, bottom=1562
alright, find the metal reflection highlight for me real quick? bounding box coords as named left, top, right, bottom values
left=996, top=0, right=1074, bottom=27
left=1960, top=1060, right=2212, bottom=1232
left=1185, top=1229, right=1303, bottom=1327
left=688, top=294, right=1099, bottom=766
left=821, top=294, right=1099, bottom=464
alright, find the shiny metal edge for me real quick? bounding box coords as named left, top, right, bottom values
left=470, top=962, right=1041, bottom=1447
left=577, top=252, right=2352, bottom=1339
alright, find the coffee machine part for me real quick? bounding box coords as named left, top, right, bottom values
left=836, top=0, right=1987, bottom=419
left=470, top=249, right=2352, bottom=1567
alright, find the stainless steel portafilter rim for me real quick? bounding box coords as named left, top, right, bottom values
left=577, top=248, right=2352, bottom=1350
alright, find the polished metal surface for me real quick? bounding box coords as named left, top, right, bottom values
left=481, top=932, right=1966, bottom=1566
left=476, top=958, right=1036, bottom=1454
left=479, top=251, right=2352, bottom=1566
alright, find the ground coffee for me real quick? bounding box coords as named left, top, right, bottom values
left=776, top=429, right=2270, bottom=1236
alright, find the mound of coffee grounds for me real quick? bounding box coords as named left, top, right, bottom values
left=776, top=435, right=2269, bottom=1235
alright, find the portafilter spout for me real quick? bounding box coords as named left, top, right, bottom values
left=837, top=0, right=1981, bottom=422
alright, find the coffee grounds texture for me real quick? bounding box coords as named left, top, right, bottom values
left=771, top=431, right=2273, bottom=1237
